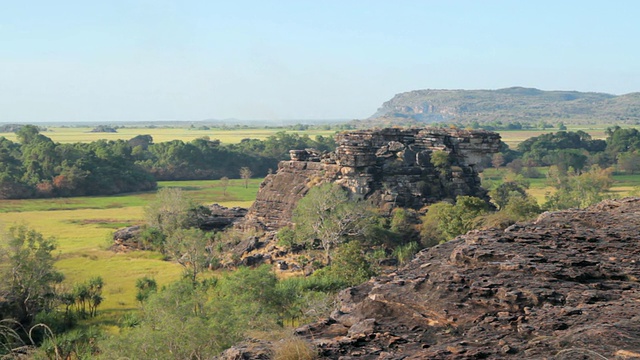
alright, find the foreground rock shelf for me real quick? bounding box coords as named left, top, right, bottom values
left=299, top=198, right=640, bottom=359
left=221, top=198, right=640, bottom=359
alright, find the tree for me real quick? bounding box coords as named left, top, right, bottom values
left=127, top=134, right=154, bottom=149
left=483, top=195, right=541, bottom=229
left=144, top=188, right=193, bottom=238
left=606, top=126, right=640, bottom=156
left=430, top=151, right=450, bottom=175
left=506, top=158, right=524, bottom=175
left=617, top=151, right=640, bottom=174
left=292, top=183, right=373, bottom=264
left=164, top=228, right=215, bottom=284
left=491, top=153, right=505, bottom=169
left=72, top=276, right=104, bottom=318
left=239, top=167, right=252, bottom=189
left=313, top=241, right=376, bottom=286
left=489, top=181, right=529, bottom=210
left=543, top=166, right=614, bottom=210
left=220, top=176, right=230, bottom=196
left=0, top=225, right=64, bottom=325
left=15, top=125, right=42, bottom=145
left=100, top=266, right=292, bottom=359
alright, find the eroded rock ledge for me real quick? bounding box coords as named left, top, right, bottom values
left=291, top=198, right=640, bottom=359
left=240, top=127, right=501, bottom=231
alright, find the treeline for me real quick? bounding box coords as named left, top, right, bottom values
left=0, top=126, right=335, bottom=199
left=496, top=126, right=640, bottom=175
left=0, top=126, right=156, bottom=198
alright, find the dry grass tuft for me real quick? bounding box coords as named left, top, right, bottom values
left=272, top=336, right=317, bottom=360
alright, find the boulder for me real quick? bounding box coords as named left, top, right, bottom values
left=198, top=204, right=247, bottom=231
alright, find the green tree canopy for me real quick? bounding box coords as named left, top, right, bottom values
left=0, top=225, right=64, bottom=325
left=421, top=196, right=491, bottom=246
left=292, top=183, right=375, bottom=264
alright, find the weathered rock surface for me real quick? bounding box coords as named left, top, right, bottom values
left=197, top=204, right=248, bottom=231
left=241, top=127, right=501, bottom=231
left=112, top=225, right=142, bottom=252
left=289, top=198, right=640, bottom=359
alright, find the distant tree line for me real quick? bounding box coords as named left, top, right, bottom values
left=0, top=126, right=335, bottom=199
left=503, top=127, right=640, bottom=175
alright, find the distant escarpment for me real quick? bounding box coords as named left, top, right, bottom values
left=369, top=87, right=640, bottom=125
left=239, top=127, right=501, bottom=231
left=223, top=197, right=640, bottom=359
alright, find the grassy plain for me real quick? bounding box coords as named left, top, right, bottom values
left=0, top=179, right=261, bottom=325
left=0, top=126, right=337, bottom=144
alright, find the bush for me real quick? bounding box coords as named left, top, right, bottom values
left=33, top=311, right=76, bottom=338
left=393, top=242, right=421, bottom=265
left=421, top=196, right=490, bottom=245
left=138, top=226, right=165, bottom=251
left=276, top=227, right=297, bottom=248
left=319, top=241, right=377, bottom=286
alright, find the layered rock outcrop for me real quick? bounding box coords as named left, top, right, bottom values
left=291, top=198, right=640, bottom=359
left=241, top=128, right=501, bottom=230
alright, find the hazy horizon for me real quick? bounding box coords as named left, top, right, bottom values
left=2, top=1, right=639, bottom=123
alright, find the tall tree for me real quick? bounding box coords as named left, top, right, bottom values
left=164, top=228, right=215, bottom=284
left=144, top=188, right=193, bottom=238
left=220, top=176, right=230, bottom=196
left=617, top=151, right=640, bottom=174
left=292, top=183, right=373, bottom=264
left=239, top=167, right=252, bottom=189
left=491, top=153, right=505, bottom=169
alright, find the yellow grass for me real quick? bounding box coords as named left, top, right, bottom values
left=0, top=181, right=258, bottom=321
left=0, top=127, right=336, bottom=144
left=0, top=207, right=183, bottom=314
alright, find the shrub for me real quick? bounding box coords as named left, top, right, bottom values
left=421, top=196, right=490, bottom=245
left=393, top=242, right=421, bottom=265
left=276, top=227, right=297, bottom=248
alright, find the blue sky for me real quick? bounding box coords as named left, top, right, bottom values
left=1, top=1, right=638, bottom=122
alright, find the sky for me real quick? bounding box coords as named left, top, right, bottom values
left=1, top=0, right=639, bottom=123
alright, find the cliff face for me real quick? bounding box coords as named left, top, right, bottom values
left=293, top=198, right=640, bottom=359
left=240, top=128, right=502, bottom=231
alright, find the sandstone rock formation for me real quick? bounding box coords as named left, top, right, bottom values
left=241, top=127, right=501, bottom=231
left=197, top=204, right=248, bottom=231
left=289, top=198, right=640, bottom=359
